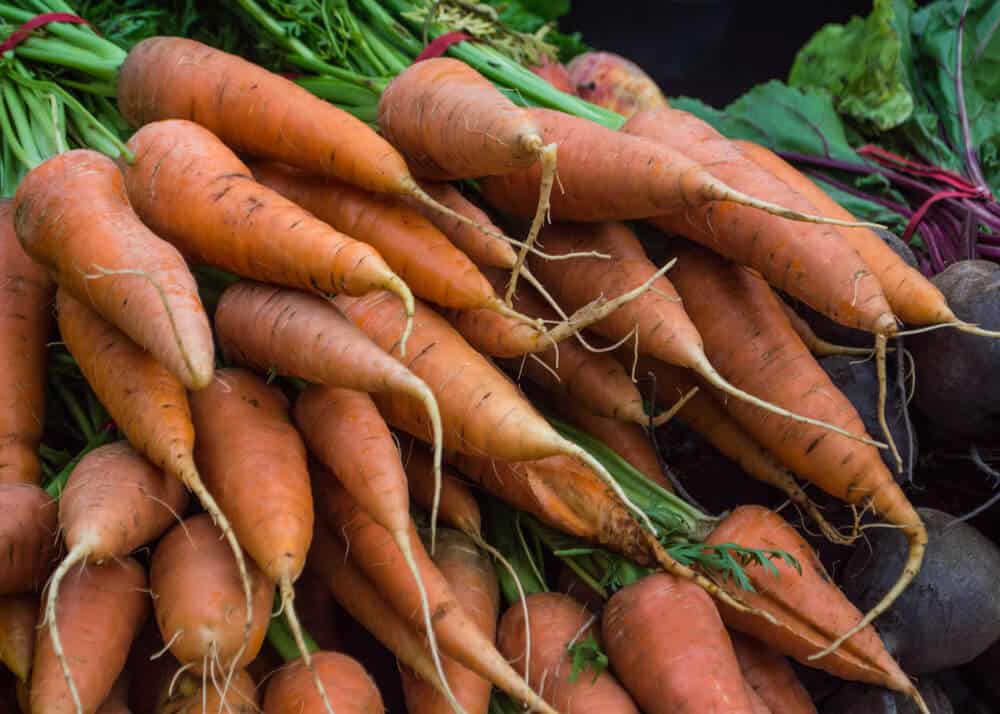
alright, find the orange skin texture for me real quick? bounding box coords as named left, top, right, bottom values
left=250, top=160, right=496, bottom=310
left=122, top=120, right=405, bottom=301
left=263, top=651, right=383, bottom=714
left=497, top=592, right=639, bottom=714
left=527, top=222, right=706, bottom=370
left=664, top=242, right=918, bottom=528
left=705, top=506, right=911, bottom=692
left=190, top=369, right=312, bottom=582
left=746, top=685, right=772, bottom=714
left=734, top=138, right=953, bottom=326
left=403, top=181, right=517, bottom=270
left=624, top=107, right=895, bottom=334
left=403, top=445, right=482, bottom=537
left=59, top=441, right=190, bottom=560
left=378, top=57, right=542, bottom=181
left=566, top=51, right=667, bottom=119
left=12, top=151, right=214, bottom=390
left=158, top=668, right=258, bottom=714
left=479, top=107, right=744, bottom=221
left=30, top=558, right=149, bottom=714
left=602, top=573, right=755, bottom=714
left=0, top=200, right=52, bottom=485
left=401, top=530, right=499, bottom=714
left=56, top=290, right=197, bottom=484
left=730, top=631, right=817, bottom=714
left=334, top=292, right=568, bottom=461
left=117, top=37, right=413, bottom=195
left=150, top=514, right=274, bottom=672
left=0, top=595, right=36, bottom=682
left=0, top=483, right=57, bottom=595
left=531, top=60, right=576, bottom=95
left=93, top=674, right=130, bottom=714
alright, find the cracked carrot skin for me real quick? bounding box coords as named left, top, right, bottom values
left=0, top=200, right=51, bottom=485
left=12, top=152, right=213, bottom=390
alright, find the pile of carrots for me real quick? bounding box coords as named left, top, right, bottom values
left=4, top=16, right=996, bottom=714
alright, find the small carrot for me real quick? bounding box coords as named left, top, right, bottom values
left=0, top=483, right=57, bottom=595
left=120, top=119, right=416, bottom=350
left=264, top=651, right=383, bottom=714
left=730, top=631, right=817, bottom=714
left=13, top=151, right=214, bottom=390
left=0, top=200, right=52, bottom=485
left=0, top=595, right=36, bottom=683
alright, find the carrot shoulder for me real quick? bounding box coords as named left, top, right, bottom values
left=0, top=484, right=57, bottom=596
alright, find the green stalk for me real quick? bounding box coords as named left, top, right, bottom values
left=13, top=40, right=122, bottom=84
left=267, top=594, right=320, bottom=662
left=13, top=0, right=125, bottom=61
left=294, top=76, right=381, bottom=106
left=43, top=427, right=115, bottom=498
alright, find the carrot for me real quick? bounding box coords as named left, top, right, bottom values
left=13, top=151, right=214, bottom=390
left=120, top=118, right=416, bottom=350
left=264, top=651, right=382, bottom=714
left=479, top=107, right=877, bottom=224
left=0, top=200, right=52, bottom=485
left=150, top=514, right=274, bottom=676
left=30, top=558, right=149, bottom=714
left=497, top=592, right=639, bottom=714
left=733, top=139, right=954, bottom=328
left=566, top=52, right=668, bottom=119
left=729, top=631, right=817, bottom=714
left=704, top=506, right=926, bottom=712
left=0, top=595, right=36, bottom=683
left=93, top=673, right=130, bottom=714
left=529, top=222, right=881, bottom=444
left=664, top=240, right=926, bottom=645
left=55, top=289, right=255, bottom=664
left=400, top=529, right=500, bottom=714
left=0, top=483, right=57, bottom=595
left=116, top=37, right=505, bottom=243
left=619, top=107, right=896, bottom=335
left=403, top=444, right=482, bottom=538
left=746, top=684, right=772, bottom=714
left=316, top=476, right=555, bottom=714
left=777, top=298, right=872, bottom=357
left=158, top=667, right=258, bottom=714
left=44, top=442, right=189, bottom=714
left=602, top=572, right=756, bottom=714
left=213, top=280, right=443, bottom=537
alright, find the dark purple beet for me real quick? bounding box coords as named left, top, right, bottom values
left=820, top=677, right=953, bottom=714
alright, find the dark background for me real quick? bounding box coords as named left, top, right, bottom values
left=561, top=0, right=872, bottom=105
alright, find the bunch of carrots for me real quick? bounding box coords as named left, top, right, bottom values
left=2, top=3, right=998, bottom=714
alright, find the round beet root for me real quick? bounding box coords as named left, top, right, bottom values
left=910, top=260, right=1000, bottom=440
left=821, top=677, right=952, bottom=714
left=840, top=508, right=1000, bottom=675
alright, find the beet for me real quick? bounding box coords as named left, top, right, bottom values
left=820, top=677, right=953, bottom=714
left=910, top=260, right=1000, bottom=440
left=839, top=508, right=1000, bottom=675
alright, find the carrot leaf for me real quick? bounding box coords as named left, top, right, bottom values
left=567, top=633, right=608, bottom=684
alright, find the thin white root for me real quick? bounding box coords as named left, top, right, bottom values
left=722, top=184, right=885, bottom=229
left=564, top=441, right=657, bottom=535
left=650, top=386, right=698, bottom=427
left=281, top=577, right=336, bottom=714
left=384, top=275, right=415, bottom=358
left=45, top=543, right=89, bottom=714
left=876, top=334, right=903, bottom=474
left=506, top=143, right=557, bottom=305
left=410, top=381, right=445, bottom=556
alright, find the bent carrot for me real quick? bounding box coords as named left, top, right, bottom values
left=264, top=651, right=383, bottom=714
left=403, top=444, right=482, bottom=538
left=13, top=152, right=213, bottom=390
left=0, top=200, right=52, bottom=485
left=0, top=483, right=57, bottom=595
left=602, top=572, right=756, bottom=714
left=120, top=119, right=415, bottom=349
left=30, top=558, right=148, bottom=714
left=55, top=290, right=254, bottom=663
left=0, top=595, right=36, bottom=682
left=497, top=592, right=639, bottom=714
left=730, top=631, right=817, bottom=714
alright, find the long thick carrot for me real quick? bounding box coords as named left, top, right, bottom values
left=55, top=290, right=255, bottom=662
left=263, top=651, right=383, bottom=714
left=0, top=200, right=52, bottom=485
left=0, top=596, right=35, bottom=683
left=44, top=442, right=189, bottom=714
left=497, top=592, right=639, bottom=714
left=13, top=151, right=213, bottom=390
left=664, top=241, right=926, bottom=645
left=603, top=572, right=755, bottom=714
left=403, top=444, right=482, bottom=538
left=400, top=529, right=499, bottom=714
left=729, top=631, right=817, bottom=714
left=120, top=119, right=415, bottom=348
left=151, top=514, right=274, bottom=675
left=0, top=484, right=57, bottom=595
left=30, top=558, right=148, bottom=714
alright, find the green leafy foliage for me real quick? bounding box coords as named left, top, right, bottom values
left=668, top=542, right=801, bottom=593
left=567, top=633, right=608, bottom=684
left=479, top=0, right=588, bottom=61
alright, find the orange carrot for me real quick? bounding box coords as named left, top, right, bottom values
left=0, top=483, right=57, bottom=595
left=13, top=151, right=213, bottom=390
left=497, top=592, right=639, bottom=714
left=400, top=529, right=499, bottom=714
left=664, top=240, right=926, bottom=645
left=30, top=558, right=149, bottom=714
left=777, top=299, right=872, bottom=357
left=704, top=506, right=924, bottom=711
left=0, top=200, right=52, bottom=485
left=403, top=444, right=482, bottom=538
left=730, top=631, right=817, bottom=714
left=621, top=107, right=896, bottom=335
left=602, top=572, right=756, bottom=714
left=264, top=651, right=383, bottom=714
left=150, top=514, right=274, bottom=675
left=566, top=52, right=668, bottom=118
left=120, top=119, right=415, bottom=347
left=0, top=595, right=36, bottom=683
left=157, top=667, right=258, bottom=714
